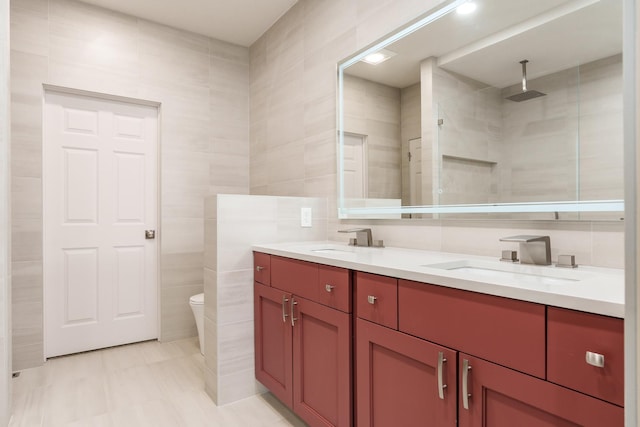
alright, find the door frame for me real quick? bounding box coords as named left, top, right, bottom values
left=41, top=84, right=162, bottom=359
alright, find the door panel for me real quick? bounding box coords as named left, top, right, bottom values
left=64, top=148, right=98, bottom=222
left=356, top=319, right=457, bottom=427
left=62, top=248, right=98, bottom=324
left=113, top=246, right=145, bottom=318
left=254, top=283, right=293, bottom=407
left=458, top=353, right=623, bottom=427
left=293, top=296, right=351, bottom=427
left=44, top=90, right=158, bottom=357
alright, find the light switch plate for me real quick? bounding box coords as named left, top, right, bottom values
left=301, top=207, right=312, bottom=227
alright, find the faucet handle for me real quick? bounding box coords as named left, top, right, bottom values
left=499, top=235, right=549, bottom=243
left=338, top=228, right=373, bottom=247
left=500, top=235, right=551, bottom=265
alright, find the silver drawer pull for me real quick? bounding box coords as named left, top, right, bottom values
left=586, top=351, right=605, bottom=368
left=290, top=298, right=298, bottom=327
left=281, top=295, right=289, bottom=323
left=437, top=351, right=447, bottom=400
left=325, top=284, right=335, bottom=293
left=462, top=359, right=472, bottom=410
left=367, top=295, right=377, bottom=305
left=256, top=265, right=265, bottom=272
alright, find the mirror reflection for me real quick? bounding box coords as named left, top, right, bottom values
left=338, top=0, right=623, bottom=219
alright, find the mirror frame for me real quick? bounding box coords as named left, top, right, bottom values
left=336, top=0, right=625, bottom=219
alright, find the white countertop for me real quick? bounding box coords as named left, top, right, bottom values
left=252, top=241, right=624, bottom=318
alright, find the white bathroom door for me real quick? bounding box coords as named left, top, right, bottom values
left=43, top=90, right=158, bottom=358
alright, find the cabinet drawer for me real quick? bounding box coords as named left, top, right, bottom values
left=547, top=307, right=624, bottom=406
left=271, top=256, right=318, bottom=301
left=398, top=280, right=545, bottom=378
left=356, top=272, right=398, bottom=329
left=253, top=252, right=271, bottom=285
left=316, top=265, right=351, bottom=313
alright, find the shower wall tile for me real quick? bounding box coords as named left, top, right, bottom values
left=10, top=0, right=250, bottom=370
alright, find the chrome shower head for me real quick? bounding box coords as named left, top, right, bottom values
left=505, top=59, right=546, bottom=102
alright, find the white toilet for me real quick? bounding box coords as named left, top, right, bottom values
left=189, top=293, right=205, bottom=355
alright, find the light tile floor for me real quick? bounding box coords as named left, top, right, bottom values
left=9, top=338, right=306, bottom=427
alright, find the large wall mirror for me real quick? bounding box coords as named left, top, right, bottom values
left=337, top=0, right=624, bottom=219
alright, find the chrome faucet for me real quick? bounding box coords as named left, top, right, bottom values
left=499, top=235, right=551, bottom=266
left=338, top=228, right=373, bottom=247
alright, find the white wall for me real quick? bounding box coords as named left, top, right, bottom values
left=203, top=194, right=327, bottom=405
left=10, top=0, right=250, bottom=371
left=0, top=0, right=11, bottom=422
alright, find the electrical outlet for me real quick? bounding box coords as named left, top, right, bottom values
left=301, top=207, right=312, bottom=227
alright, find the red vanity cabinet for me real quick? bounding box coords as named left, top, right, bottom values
left=253, top=252, right=271, bottom=285
left=253, top=253, right=352, bottom=427
left=547, top=307, right=624, bottom=406
left=457, top=353, right=624, bottom=427
left=254, top=283, right=293, bottom=407
left=356, top=318, right=457, bottom=427
left=398, top=279, right=546, bottom=378
left=254, top=251, right=624, bottom=427
left=355, top=272, right=397, bottom=330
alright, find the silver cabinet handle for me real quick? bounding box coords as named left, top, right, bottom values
left=281, top=295, right=289, bottom=323
left=462, top=359, right=472, bottom=410
left=437, top=351, right=447, bottom=400
left=290, top=298, right=298, bottom=326
left=586, top=351, right=605, bottom=368
left=325, top=284, right=335, bottom=292
left=367, top=295, right=377, bottom=304
left=256, top=265, right=265, bottom=271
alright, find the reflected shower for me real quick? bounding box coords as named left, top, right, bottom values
left=505, top=59, right=546, bottom=102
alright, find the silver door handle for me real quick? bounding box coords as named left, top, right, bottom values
left=290, top=298, right=298, bottom=326
left=437, top=351, right=447, bottom=400
left=325, top=284, right=335, bottom=292
left=145, top=230, right=156, bottom=239
left=462, top=359, right=472, bottom=410
left=256, top=265, right=265, bottom=272
left=367, top=295, right=377, bottom=304
left=281, top=295, right=289, bottom=323
left=586, top=351, right=605, bottom=368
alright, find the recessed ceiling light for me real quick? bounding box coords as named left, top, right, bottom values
left=361, top=49, right=397, bottom=65
left=456, top=1, right=477, bottom=15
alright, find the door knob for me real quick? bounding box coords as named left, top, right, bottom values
left=145, top=230, right=156, bottom=239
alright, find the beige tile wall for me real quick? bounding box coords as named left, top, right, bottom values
left=204, top=194, right=327, bottom=405
left=1, top=0, right=11, bottom=421
left=10, top=0, right=250, bottom=370
left=343, top=74, right=402, bottom=199
left=400, top=82, right=421, bottom=206
left=250, top=0, right=625, bottom=269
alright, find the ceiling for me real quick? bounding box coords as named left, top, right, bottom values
left=344, top=0, right=622, bottom=89
left=76, top=0, right=298, bottom=46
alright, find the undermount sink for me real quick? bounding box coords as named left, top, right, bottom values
left=422, top=259, right=583, bottom=285
left=311, top=246, right=356, bottom=254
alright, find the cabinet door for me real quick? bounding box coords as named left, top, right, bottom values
left=292, top=296, right=352, bottom=427
left=458, top=353, right=624, bottom=427
left=254, top=283, right=293, bottom=407
left=356, top=318, right=457, bottom=427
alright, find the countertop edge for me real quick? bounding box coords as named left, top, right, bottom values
left=252, top=242, right=624, bottom=319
